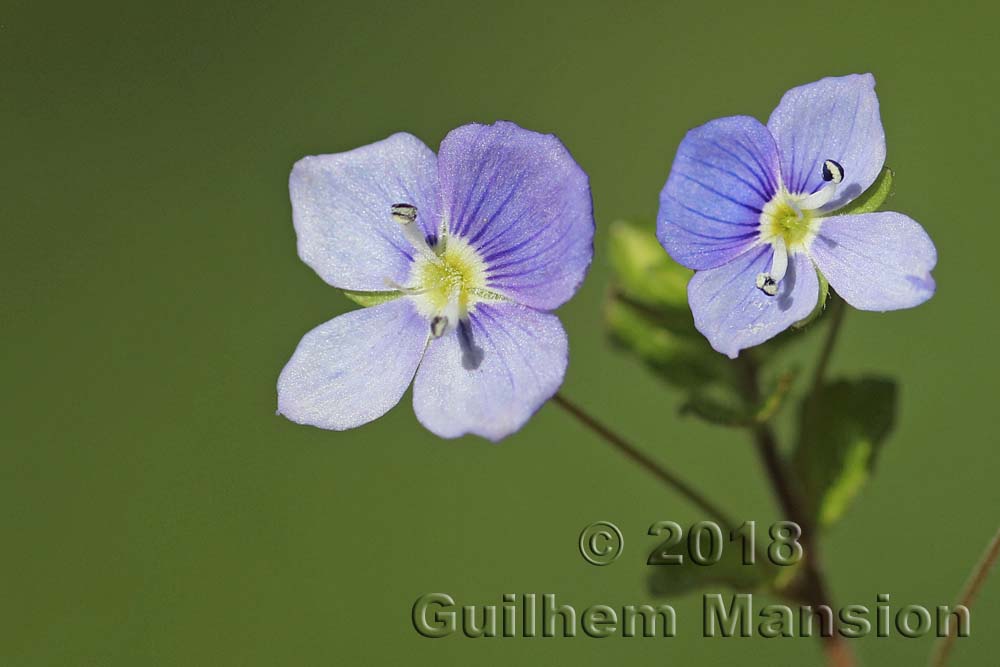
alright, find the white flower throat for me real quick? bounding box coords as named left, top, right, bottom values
left=754, top=159, right=844, bottom=296
left=389, top=203, right=495, bottom=339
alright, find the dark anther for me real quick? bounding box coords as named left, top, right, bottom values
left=430, top=316, right=448, bottom=338
left=756, top=273, right=778, bottom=296
left=390, top=203, right=418, bottom=224
left=822, top=159, right=844, bottom=184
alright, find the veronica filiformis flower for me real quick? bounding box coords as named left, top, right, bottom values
left=277, top=122, right=594, bottom=441
left=657, top=74, right=937, bottom=358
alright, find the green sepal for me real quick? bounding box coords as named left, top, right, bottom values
left=341, top=290, right=404, bottom=307
left=342, top=287, right=508, bottom=308
left=791, top=378, right=897, bottom=528
left=792, top=273, right=830, bottom=329
left=468, top=287, right=510, bottom=303
left=837, top=166, right=894, bottom=216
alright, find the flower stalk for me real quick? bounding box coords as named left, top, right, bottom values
left=737, top=314, right=857, bottom=667
left=930, top=524, right=1000, bottom=667
left=552, top=392, right=736, bottom=528
left=812, top=295, right=846, bottom=393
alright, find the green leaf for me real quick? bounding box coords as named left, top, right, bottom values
left=838, top=166, right=894, bottom=216
left=603, top=218, right=801, bottom=430
left=647, top=524, right=779, bottom=598
left=608, top=219, right=691, bottom=310
left=605, top=296, right=730, bottom=390
left=342, top=289, right=403, bottom=307
left=681, top=368, right=797, bottom=427
left=604, top=218, right=733, bottom=392
left=679, top=391, right=751, bottom=426
left=604, top=218, right=802, bottom=422
left=792, top=378, right=898, bottom=528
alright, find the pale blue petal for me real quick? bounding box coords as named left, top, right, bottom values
left=277, top=299, right=427, bottom=430
left=436, top=121, right=594, bottom=311
left=289, top=133, right=439, bottom=291
left=412, top=303, right=567, bottom=441
left=809, top=212, right=936, bottom=310
left=689, top=247, right=820, bottom=358
left=658, top=116, right=781, bottom=270
left=767, top=74, right=885, bottom=210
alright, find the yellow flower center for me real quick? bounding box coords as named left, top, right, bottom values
left=759, top=191, right=819, bottom=252
left=409, top=235, right=489, bottom=318
left=752, top=161, right=843, bottom=297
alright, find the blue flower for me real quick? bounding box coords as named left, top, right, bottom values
left=657, top=74, right=937, bottom=358
left=277, top=122, right=594, bottom=441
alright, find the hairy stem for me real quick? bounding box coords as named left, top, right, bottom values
left=737, top=353, right=855, bottom=667
left=812, top=294, right=846, bottom=393
left=931, top=524, right=1000, bottom=667
left=552, top=392, right=735, bottom=528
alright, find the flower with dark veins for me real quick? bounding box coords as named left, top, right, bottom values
left=278, top=121, right=594, bottom=441
left=657, top=74, right=937, bottom=358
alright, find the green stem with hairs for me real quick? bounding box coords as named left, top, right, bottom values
left=552, top=392, right=736, bottom=528
left=812, top=294, right=846, bottom=393
left=931, top=524, right=1000, bottom=667
left=735, top=303, right=855, bottom=667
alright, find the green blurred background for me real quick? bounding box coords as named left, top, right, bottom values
left=4, top=1, right=999, bottom=664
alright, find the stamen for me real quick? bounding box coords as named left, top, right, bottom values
left=756, top=273, right=778, bottom=296
left=822, top=159, right=844, bottom=184
left=799, top=159, right=846, bottom=210
left=787, top=199, right=805, bottom=220
left=441, top=294, right=461, bottom=336
left=427, top=290, right=463, bottom=339
left=769, top=237, right=788, bottom=282
left=755, top=238, right=787, bottom=297
left=430, top=316, right=448, bottom=338
left=391, top=203, right=436, bottom=258
left=390, top=203, right=417, bottom=225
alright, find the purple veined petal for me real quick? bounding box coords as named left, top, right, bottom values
left=277, top=299, right=427, bottom=430
left=767, top=74, right=885, bottom=210
left=809, top=212, right=936, bottom=311
left=657, top=116, right=781, bottom=270
left=289, top=132, right=440, bottom=291
left=688, top=246, right=820, bottom=358
left=412, top=302, right=568, bottom=441
left=436, top=121, right=594, bottom=311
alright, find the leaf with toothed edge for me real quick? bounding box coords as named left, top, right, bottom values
left=606, top=296, right=733, bottom=390
left=604, top=219, right=734, bottom=391
left=792, top=378, right=897, bottom=528
left=608, top=219, right=692, bottom=310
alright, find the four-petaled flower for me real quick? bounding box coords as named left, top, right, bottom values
left=657, top=74, right=937, bottom=358
left=277, top=121, right=594, bottom=441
